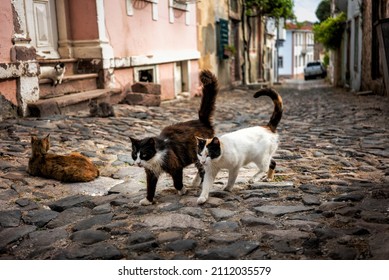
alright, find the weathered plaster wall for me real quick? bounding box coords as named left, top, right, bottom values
left=0, top=79, right=17, bottom=105
left=113, top=67, right=134, bottom=91
left=104, top=0, right=198, bottom=58
left=0, top=1, right=17, bottom=106
left=197, top=1, right=232, bottom=89
left=197, top=3, right=217, bottom=71
left=102, top=1, right=199, bottom=100
left=189, top=60, right=200, bottom=95
left=0, top=1, right=13, bottom=63
left=159, top=63, right=175, bottom=100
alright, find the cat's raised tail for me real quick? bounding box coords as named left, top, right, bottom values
left=254, top=88, right=283, bottom=133
left=198, top=70, right=219, bottom=127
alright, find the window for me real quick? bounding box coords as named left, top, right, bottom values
left=278, top=56, right=283, bottom=68
left=169, top=0, right=190, bottom=24
left=126, top=0, right=158, bottom=20
left=134, top=66, right=157, bottom=83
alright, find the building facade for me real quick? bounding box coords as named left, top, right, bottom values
left=196, top=0, right=268, bottom=89
left=0, top=0, right=200, bottom=117
left=332, top=0, right=388, bottom=95
left=278, top=22, right=315, bottom=79
left=360, top=0, right=389, bottom=95
left=337, top=0, right=363, bottom=92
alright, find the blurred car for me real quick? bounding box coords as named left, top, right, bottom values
left=304, top=61, right=327, bottom=80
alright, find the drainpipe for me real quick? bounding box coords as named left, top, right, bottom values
left=275, top=18, right=279, bottom=84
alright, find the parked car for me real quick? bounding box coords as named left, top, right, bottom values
left=304, top=61, right=327, bottom=80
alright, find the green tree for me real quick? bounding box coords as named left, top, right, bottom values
left=315, top=0, right=331, bottom=22
left=313, top=12, right=346, bottom=50
left=241, top=0, right=295, bottom=84
left=245, top=0, right=295, bottom=19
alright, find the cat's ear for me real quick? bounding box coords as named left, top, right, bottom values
left=211, top=137, right=220, bottom=145
left=195, top=136, right=204, bottom=143
left=130, top=137, right=139, bottom=145
left=146, top=137, right=155, bottom=147
left=44, top=134, right=50, bottom=140
left=31, top=136, right=37, bottom=143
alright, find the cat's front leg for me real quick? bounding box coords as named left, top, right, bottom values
left=140, top=198, right=153, bottom=206
left=141, top=169, right=158, bottom=206
left=197, top=169, right=217, bottom=205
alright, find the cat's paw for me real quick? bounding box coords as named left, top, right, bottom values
left=178, top=186, right=187, bottom=196
left=260, top=175, right=272, bottom=182
left=139, top=198, right=153, bottom=206
left=224, top=185, right=233, bottom=192
left=197, top=196, right=207, bottom=205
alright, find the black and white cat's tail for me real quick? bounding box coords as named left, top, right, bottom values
left=198, top=70, right=219, bottom=127
left=253, top=88, right=283, bottom=133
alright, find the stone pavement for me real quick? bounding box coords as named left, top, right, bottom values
left=0, top=81, right=388, bottom=260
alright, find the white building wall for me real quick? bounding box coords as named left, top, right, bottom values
left=278, top=31, right=293, bottom=76
left=278, top=29, right=315, bottom=78
left=348, top=0, right=362, bottom=91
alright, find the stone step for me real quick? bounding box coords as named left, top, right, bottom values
left=39, top=73, right=99, bottom=99
left=28, top=88, right=123, bottom=117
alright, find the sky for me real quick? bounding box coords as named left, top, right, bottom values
left=293, top=0, right=322, bottom=23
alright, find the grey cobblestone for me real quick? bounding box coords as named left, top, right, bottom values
left=0, top=81, right=388, bottom=259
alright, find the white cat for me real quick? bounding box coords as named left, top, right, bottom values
left=195, top=88, right=283, bottom=205
left=39, top=62, right=66, bottom=86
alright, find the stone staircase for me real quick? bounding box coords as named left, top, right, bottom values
left=28, top=59, right=123, bottom=117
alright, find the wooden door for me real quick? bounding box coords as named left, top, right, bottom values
left=25, top=0, right=60, bottom=59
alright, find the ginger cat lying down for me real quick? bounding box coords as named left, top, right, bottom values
left=27, top=134, right=99, bottom=182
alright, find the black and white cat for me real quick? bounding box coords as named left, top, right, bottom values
left=196, top=88, right=283, bottom=204
left=39, top=62, right=66, bottom=87
left=130, top=70, right=219, bottom=205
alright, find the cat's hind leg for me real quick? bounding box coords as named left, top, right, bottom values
left=249, top=158, right=275, bottom=183
left=172, top=168, right=187, bottom=196
left=266, top=159, right=276, bottom=180
left=224, top=169, right=239, bottom=192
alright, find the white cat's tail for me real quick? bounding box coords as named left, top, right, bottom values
left=253, top=88, right=283, bottom=133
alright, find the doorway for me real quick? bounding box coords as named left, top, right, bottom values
left=174, top=61, right=189, bottom=97
left=25, top=0, right=60, bottom=59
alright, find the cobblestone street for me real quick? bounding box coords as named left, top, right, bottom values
left=0, top=81, right=388, bottom=260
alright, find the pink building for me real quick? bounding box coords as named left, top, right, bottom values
left=0, top=0, right=200, bottom=117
